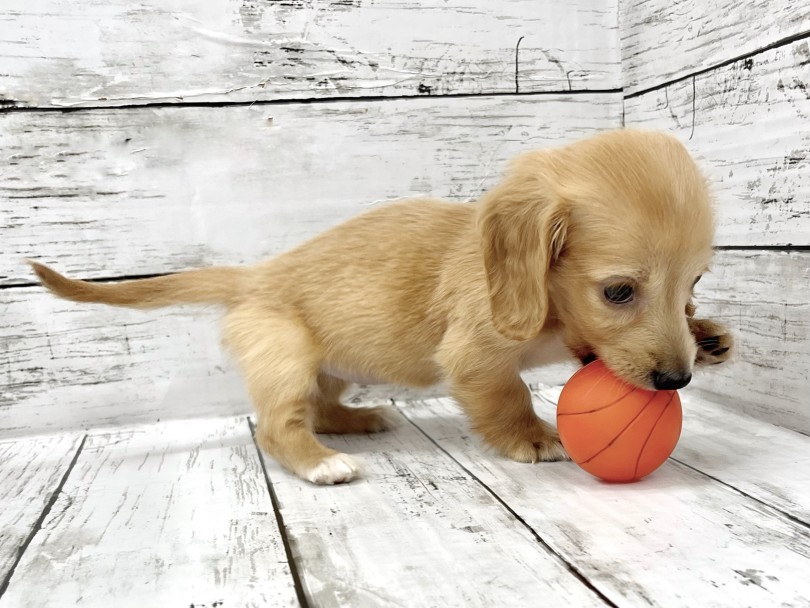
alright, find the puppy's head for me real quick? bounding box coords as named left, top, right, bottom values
left=479, top=130, right=714, bottom=390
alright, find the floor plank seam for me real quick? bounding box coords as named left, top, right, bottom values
left=0, top=434, right=87, bottom=598
left=672, top=457, right=810, bottom=530
left=247, top=418, right=310, bottom=608
left=393, top=400, right=619, bottom=608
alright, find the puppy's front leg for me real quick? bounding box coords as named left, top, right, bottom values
left=451, top=372, right=568, bottom=463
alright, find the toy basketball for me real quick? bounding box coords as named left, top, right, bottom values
left=556, top=360, right=682, bottom=482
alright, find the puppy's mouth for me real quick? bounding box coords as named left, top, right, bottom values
left=576, top=348, right=597, bottom=366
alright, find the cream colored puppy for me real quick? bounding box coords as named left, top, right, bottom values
left=32, top=129, right=733, bottom=485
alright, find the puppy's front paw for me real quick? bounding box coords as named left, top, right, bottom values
left=489, top=419, right=570, bottom=463
left=690, top=318, right=734, bottom=366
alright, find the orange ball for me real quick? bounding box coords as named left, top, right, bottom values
left=556, top=360, right=682, bottom=482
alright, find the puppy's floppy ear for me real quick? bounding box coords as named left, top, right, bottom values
left=478, top=152, right=568, bottom=341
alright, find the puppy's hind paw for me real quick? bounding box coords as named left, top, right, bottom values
left=305, top=453, right=362, bottom=485
left=314, top=403, right=401, bottom=434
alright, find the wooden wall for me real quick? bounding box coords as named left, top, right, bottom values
left=622, top=0, right=810, bottom=433
left=0, top=1, right=620, bottom=436
left=5, top=0, right=806, bottom=439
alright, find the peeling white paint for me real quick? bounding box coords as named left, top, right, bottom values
left=2, top=0, right=620, bottom=107
left=622, top=0, right=810, bottom=93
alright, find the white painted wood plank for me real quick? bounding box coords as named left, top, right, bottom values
left=688, top=250, right=810, bottom=435
left=258, top=410, right=607, bottom=608
left=0, top=282, right=578, bottom=436
left=402, top=397, right=810, bottom=607
left=0, top=433, right=83, bottom=585
left=534, top=386, right=810, bottom=525
left=0, top=0, right=619, bottom=108
left=624, top=39, right=810, bottom=246
left=0, top=287, right=250, bottom=436
left=674, top=394, right=810, bottom=523
left=0, top=417, right=298, bottom=608
left=4, top=253, right=801, bottom=441
left=621, top=0, right=810, bottom=94
left=1, top=94, right=621, bottom=286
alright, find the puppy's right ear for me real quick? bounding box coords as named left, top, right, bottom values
left=477, top=152, right=567, bottom=341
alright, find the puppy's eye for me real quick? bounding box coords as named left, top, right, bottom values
left=604, top=284, right=635, bottom=304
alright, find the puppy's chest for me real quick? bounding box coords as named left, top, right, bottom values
left=520, top=331, right=572, bottom=370
left=320, top=363, right=387, bottom=385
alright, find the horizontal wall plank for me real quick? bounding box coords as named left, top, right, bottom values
left=404, top=396, right=810, bottom=607
left=0, top=418, right=298, bottom=607
left=0, top=94, right=621, bottom=286
left=0, top=287, right=578, bottom=436
left=5, top=222, right=802, bottom=440
left=0, top=433, right=83, bottom=584
left=0, top=288, right=248, bottom=436
left=259, top=409, right=606, bottom=607
left=0, top=0, right=619, bottom=108
left=621, top=0, right=810, bottom=94
left=625, top=39, right=810, bottom=246
left=690, top=250, right=810, bottom=435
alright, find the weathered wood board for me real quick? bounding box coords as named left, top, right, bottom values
left=621, top=0, right=810, bottom=94
left=0, top=0, right=619, bottom=108
left=0, top=433, right=83, bottom=589
left=625, top=39, right=810, bottom=246
left=9, top=249, right=796, bottom=438
left=688, top=250, right=810, bottom=435
left=258, top=409, right=607, bottom=608
left=534, top=387, right=810, bottom=524
left=0, top=287, right=249, bottom=436
left=0, top=94, right=621, bottom=286
left=402, top=397, right=810, bottom=607
left=0, top=417, right=298, bottom=608
left=0, top=285, right=574, bottom=437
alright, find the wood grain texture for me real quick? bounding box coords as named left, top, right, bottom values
left=0, top=417, right=298, bottom=608
left=5, top=252, right=801, bottom=438
left=534, top=387, right=810, bottom=525
left=1, top=94, right=621, bottom=286
left=0, top=287, right=249, bottom=436
left=0, top=286, right=577, bottom=437
left=688, top=250, right=810, bottom=435
left=0, top=433, right=83, bottom=584
left=621, top=0, right=810, bottom=94
left=674, top=393, right=810, bottom=523
left=403, top=397, right=810, bottom=607
left=624, top=38, right=810, bottom=246
left=258, top=409, right=607, bottom=608
left=0, top=0, right=619, bottom=108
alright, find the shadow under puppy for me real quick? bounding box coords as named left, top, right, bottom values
left=32, top=129, right=733, bottom=485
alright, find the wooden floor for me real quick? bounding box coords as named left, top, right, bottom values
left=1, top=388, right=809, bottom=608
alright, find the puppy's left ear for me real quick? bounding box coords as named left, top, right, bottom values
left=477, top=152, right=568, bottom=341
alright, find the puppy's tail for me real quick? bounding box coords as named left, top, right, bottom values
left=29, top=261, right=247, bottom=309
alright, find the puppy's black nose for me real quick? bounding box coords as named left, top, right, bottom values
left=651, top=370, right=692, bottom=390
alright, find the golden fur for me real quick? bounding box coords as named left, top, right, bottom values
left=31, top=129, right=733, bottom=485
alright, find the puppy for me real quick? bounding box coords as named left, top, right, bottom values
left=31, top=129, right=733, bottom=485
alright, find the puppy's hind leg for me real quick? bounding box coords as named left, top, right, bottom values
left=313, top=373, right=400, bottom=434
left=224, top=307, right=360, bottom=485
